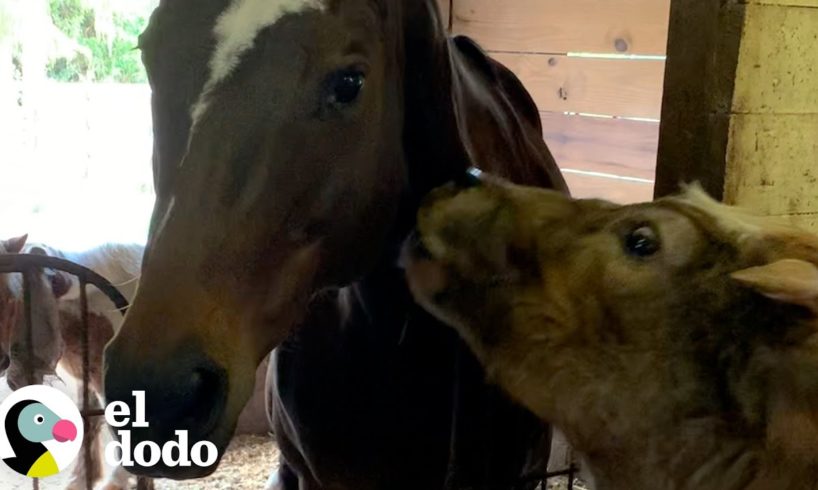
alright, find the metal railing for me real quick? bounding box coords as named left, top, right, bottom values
left=0, top=253, right=153, bottom=490
left=518, top=464, right=580, bottom=489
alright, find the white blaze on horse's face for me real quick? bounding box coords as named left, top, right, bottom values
left=190, top=0, right=327, bottom=129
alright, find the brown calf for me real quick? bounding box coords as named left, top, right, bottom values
left=406, top=179, right=818, bottom=490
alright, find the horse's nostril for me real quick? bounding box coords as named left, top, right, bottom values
left=104, top=349, right=228, bottom=439
left=186, top=364, right=228, bottom=434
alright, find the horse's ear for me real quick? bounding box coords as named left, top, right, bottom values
left=732, top=259, right=818, bottom=315
left=447, top=36, right=568, bottom=192
left=2, top=235, right=28, bottom=254
left=451, top=35, right=541, bottom=134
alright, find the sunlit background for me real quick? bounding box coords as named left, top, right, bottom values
left=0, top=0, right=159, bottom=251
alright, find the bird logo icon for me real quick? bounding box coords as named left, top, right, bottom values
left=0, top=385, right=83, bottom=479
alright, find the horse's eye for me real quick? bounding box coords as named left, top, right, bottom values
left=623, top=225, right=660, bottom=258
left=34, top=414, right=44, bottom=425
left=328, top=70, right=365, bottom=106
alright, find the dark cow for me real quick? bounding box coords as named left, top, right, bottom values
left=104, top=1, right=568, bottom=489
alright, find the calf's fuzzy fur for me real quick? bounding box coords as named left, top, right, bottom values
left=406, top=180, right=818, bottom=490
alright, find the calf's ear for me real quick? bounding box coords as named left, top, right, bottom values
left=731, top=259, right=818, bottom=314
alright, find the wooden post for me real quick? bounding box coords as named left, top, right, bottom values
left=656, top=0, right=818, bottom=232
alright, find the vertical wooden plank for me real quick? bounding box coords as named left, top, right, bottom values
left=722, top=4, right=818, bottom=231
left=654, top=0, right=745, bottom=199
left=657, top=0, right=818, bottom=233
left=724, top=114, right=818, bottom=215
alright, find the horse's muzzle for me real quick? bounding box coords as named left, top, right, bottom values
left=103, top=344, right=228, bottom=478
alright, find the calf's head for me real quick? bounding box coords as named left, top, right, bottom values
left=406, top=180, right=818, bottom=487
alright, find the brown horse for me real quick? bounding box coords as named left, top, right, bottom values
left=104, top=1, right=567, bottom=488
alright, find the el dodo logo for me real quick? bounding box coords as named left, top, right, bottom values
left=104, top=391, right=218, bottom=468
left=0, top=385, right=82, bottom=478
left=1, top=387, right=218, bottom=480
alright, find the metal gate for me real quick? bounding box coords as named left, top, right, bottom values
left=518, top=465, right=580, bottom=489
left=0, top=253, right=153, bottom=490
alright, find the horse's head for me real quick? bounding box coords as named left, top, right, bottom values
left=105, top=0, right=564, bottom=478
left=0, top=236, right=72, bottom=388
left=0, top=235, right=28, bottom=377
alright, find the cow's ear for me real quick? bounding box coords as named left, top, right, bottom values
left=732, top=259, right=818, bottom=314
left=1, top=235, right=28, bottom=254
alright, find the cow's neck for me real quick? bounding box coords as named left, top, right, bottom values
left=744, top=391, right=818, bottom=489
left=573, top=417, right=757, bottom=490
left=574, top=403, right=818, bottom=490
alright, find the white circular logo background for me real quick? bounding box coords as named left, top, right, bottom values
left=0, top=384, right=84, bottom=478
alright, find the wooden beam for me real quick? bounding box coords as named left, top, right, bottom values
left=731, top=5, right=818, bottom=114
left=494, top=53, right=665, bottom=119
left=656, top=1, right=818, bottom=232
left=724, top=114, right=818, bottom=215
left=654, top=0, right=745, bottom=199
left=453, top=0, right=671, bottom=55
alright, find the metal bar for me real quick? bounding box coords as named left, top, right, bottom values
left=22, top=268, right=37, bottom=490
left=0, top=253, right=147, bottom=488
left=0, top=254, right=129, bottom=313
left=22, top=268, right=35, bottom=386
left=137, top=476, right=155, bottom=489
left=80, top=276, right=93, bottom=490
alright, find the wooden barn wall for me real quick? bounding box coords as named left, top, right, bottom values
left=440, top=0, right=671, bottom=203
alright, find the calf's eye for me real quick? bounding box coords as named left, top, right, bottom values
left=624, top=225, right=660, bottom=258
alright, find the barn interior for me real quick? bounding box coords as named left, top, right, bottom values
left=0, top=0, right=815, bottom=489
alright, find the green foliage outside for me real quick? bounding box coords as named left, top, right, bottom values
left=47, top=0, right=147, bottom=83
